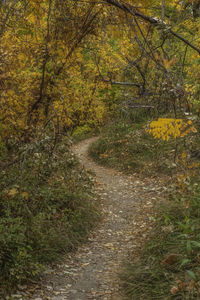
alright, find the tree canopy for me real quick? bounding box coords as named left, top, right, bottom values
left=0, top=0, right=200, bottom=144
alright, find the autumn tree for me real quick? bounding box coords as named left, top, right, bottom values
left=1, top=0, right=200, bottom=144
left=0, top=0, right=108, bottom=145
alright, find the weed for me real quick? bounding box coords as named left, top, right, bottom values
left=0, top=135, right=100, bottom=296
left=121, top=184, right=200, bottom=299
left=89, top=119, right=178, bottom=176
left=89, top=118, right=200, bottom=299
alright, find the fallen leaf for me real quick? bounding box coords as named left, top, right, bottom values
left=8, top=188, right=18, bottom=197
left=82, top=263, right=90, bottom=267
left=187, top=280, right=195, bottom=291
left=170, top=286, right=179, bottom=295
left=21, top=192, right=29, bottom=200
left=161, top=254, right=178, bottom=266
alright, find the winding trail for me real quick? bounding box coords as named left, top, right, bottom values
left=30, top=137, right=160, bottom=300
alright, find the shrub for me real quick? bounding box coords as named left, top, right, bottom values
left=0, top=135, right=99, bottom=295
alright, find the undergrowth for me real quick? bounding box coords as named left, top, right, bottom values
left=89, top=118, right=178, bottom=176
left=121, top=181, right=200, bottom=299
left=89, top=116, right=200, bottom=299
left=72, top=124, right=99, bottom=143
left=0, top=133, right=99, bottom=296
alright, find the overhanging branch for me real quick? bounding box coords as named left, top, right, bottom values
left=105, top=0, right=200, bottom=55
left=103, top=79, right=141, bottom=87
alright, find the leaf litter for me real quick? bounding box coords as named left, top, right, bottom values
left=10, top=137, right=166, bottom=300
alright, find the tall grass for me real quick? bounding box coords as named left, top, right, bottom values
left=0, top=135, right=100, bottom=296
left=88, top=117, right=200, bottom=299
left=89, top=119, right=177, bottom=176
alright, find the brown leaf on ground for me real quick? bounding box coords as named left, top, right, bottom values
left=170, top=286, right=179, bottom=295
left=161, top=253, right=179, bottom=266
left=21, top=137, right=165, bottom=300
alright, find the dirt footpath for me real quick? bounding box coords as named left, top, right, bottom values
left=28, top=137, right=160, bottom=300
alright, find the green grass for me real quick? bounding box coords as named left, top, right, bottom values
left=121, top=188, right=200, bottom=299
left=0, top=135, right=100, bottom=296
left=71, top=124, right=100, bottom=143
left=89, top=119, right=178, bottom=176
left=88, top=117, right=200, bottom=299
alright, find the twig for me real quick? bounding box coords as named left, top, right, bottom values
left=105, top=0, right=200, bottom=55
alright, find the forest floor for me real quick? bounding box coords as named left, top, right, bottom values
left=18, top=137, right=165, bottom=300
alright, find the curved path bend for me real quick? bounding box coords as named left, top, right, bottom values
left=29, top=137, right=160, bottom=300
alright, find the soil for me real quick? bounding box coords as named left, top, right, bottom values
left=14, top=137, right=164, bottom=300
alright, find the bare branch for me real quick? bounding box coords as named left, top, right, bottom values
left=161, top=0, right=165, bottom=22
left=95, top=55, right=141, bottom=88
left=102, top=79, right=141, bottom=87
left=105, top=0, right=200, bottom=55
left=0, top=0, right=19, bottom=37
left=49, top=103, right=60, bottom=151
left=28, top=0, right=53, bottom=117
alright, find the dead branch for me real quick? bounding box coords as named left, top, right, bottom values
left=105, top=0, right=200, bottom=55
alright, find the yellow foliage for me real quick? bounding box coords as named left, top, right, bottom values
left=7, top=188, right=18, bottom=197
left=21, top=192, right=29, bottom=200
left=1, top=0, right=200, bottom=142
left=148, top=118, right=197, bottom=141
left=0, top=0, right=109, bottom=138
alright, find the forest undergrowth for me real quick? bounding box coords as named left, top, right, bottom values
left=2, top=0, right=200, bottom=298
left=89, top=115, right=200, bottom=299
left=0, top=129, right=100, bottom=297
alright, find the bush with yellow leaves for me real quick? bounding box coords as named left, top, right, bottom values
left=148, top=118, right=197, bottom=141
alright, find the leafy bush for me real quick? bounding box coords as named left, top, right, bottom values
left=89, top=119, right=200, bottom=299
left=72, top=124, right=92, bottom=139
left=0, top=123, right=6, bottom=158
left=0, top=135, right=99, bottom=295
left=89, top=119, right=177, bottom=175
left=121, top=182, right=200, bottom=299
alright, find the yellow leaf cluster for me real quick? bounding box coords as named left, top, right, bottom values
left=148, top=118, right=197, bottom=141
left=0, top=0, right=110, bottom=138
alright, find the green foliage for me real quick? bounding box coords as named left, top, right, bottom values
left=2, top=0, right=200, bottom=297
left=0, top=135, right=99, bottom=295
left=89, top=119, right=178, bottom=176
left=72, top=124, right=93, bottom=139
left=89, top=118, right=200, bottom=298
left=0, top=123, right=6, bottom=158
left=121, top=184, right=200, bottom=299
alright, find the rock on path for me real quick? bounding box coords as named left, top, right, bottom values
left=21, top=137, right=159, bottom=300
